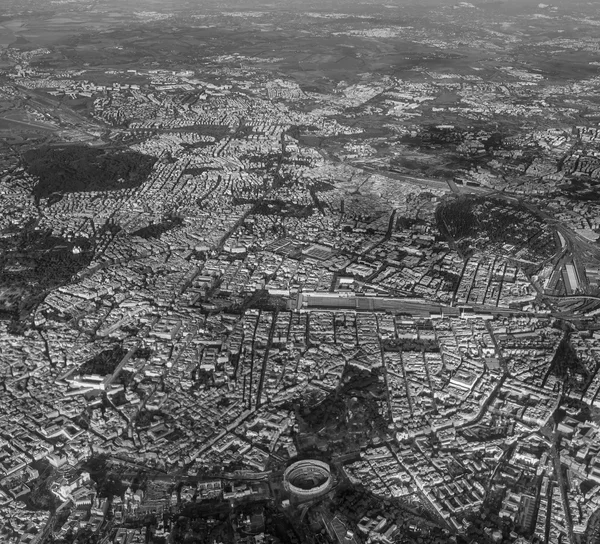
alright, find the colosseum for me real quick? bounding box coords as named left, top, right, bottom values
left=283, top=459, right=333, bottom=501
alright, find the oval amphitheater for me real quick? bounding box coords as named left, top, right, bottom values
left=283, top=459, right=333, bottom=500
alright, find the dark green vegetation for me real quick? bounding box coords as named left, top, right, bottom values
left=383, top=338, right=439, bottom=352
left=0, top=225, right=94, bottom=321
left=79, top=346, right=127, bottom=376
left=237, top=290, right=288, bottom=313
left=254, top=199, right=315, bottom=219
left=135, top=409, right=168, bottom=430
left=332, top=486, right=449, bottom=543
left=436, top=195, right=556, bottom=266
left=23, top=145, right=156, bottom=201
left=545, top=333, right=590, bottom=394
left=23, top=460, right=59, bottom=512
left=402, top=125, right=504, bottom=152
left=295, top=365, right=389, bottom=453
left=84, top=455, right=128, bottom=499
left=131, top=215, right=184, bottom=239
left=559, top=177, right=600, bottom=202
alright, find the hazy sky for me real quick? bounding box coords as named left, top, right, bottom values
left=4, top=0, right=588, bottom=10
